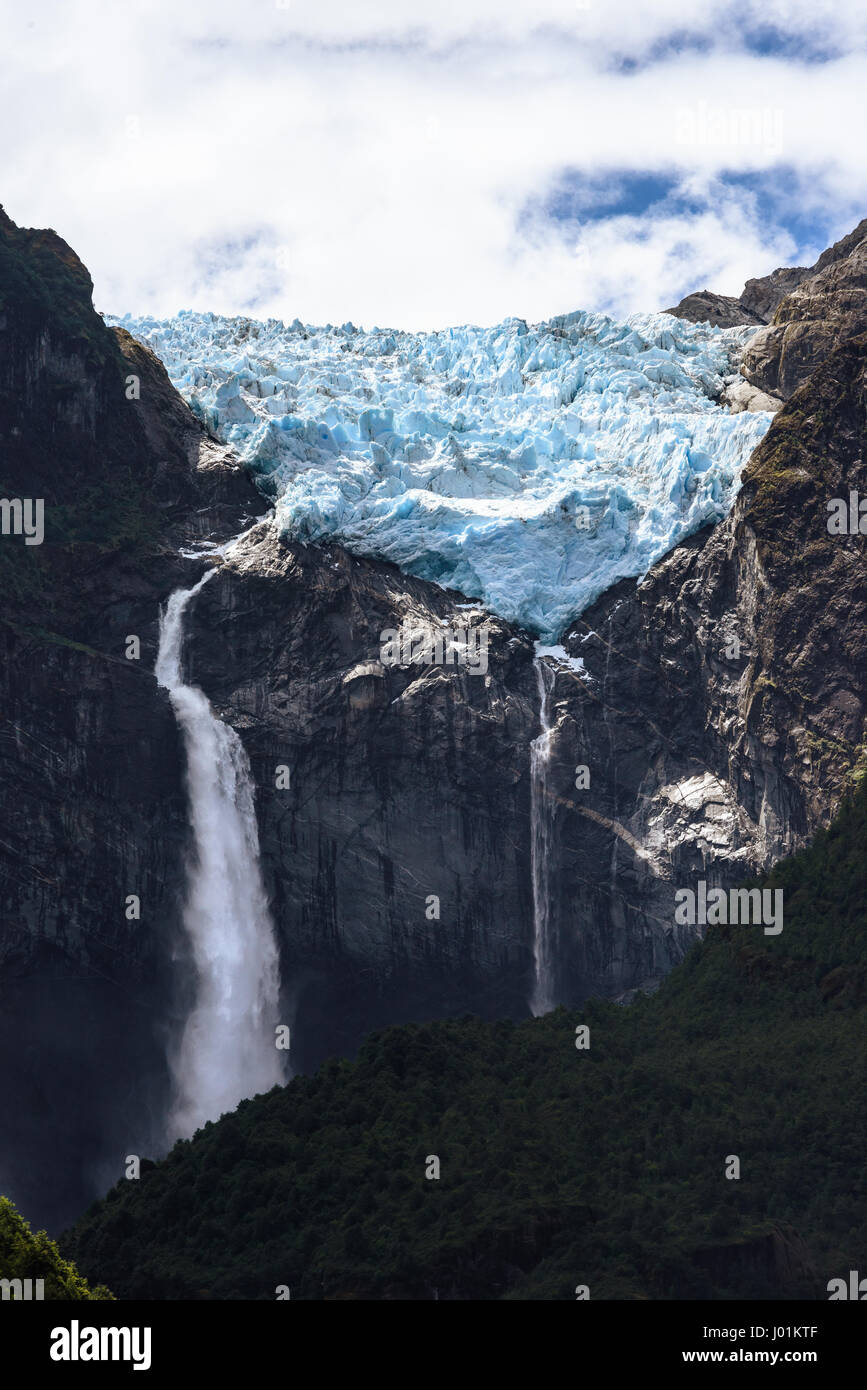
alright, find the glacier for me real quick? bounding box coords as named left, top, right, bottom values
left=110, top=308, right=773, bottom=640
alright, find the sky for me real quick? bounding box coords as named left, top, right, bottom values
left=2, top=0, right=866, bottom=330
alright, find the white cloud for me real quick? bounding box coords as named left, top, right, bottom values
left=1, top=0, right=865, bottom=328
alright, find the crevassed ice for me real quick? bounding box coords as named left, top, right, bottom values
left=109, top=307, right=773, bottom=640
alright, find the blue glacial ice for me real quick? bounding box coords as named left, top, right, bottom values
left=109, top=308, right=773, bottom=641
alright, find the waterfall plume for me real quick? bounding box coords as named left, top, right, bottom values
left=530, top=655, right=557, bottom=1016
left=155, top=570, right=285, bottom=1138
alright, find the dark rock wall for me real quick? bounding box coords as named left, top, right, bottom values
left=0, top=208, right=265, bottom=1228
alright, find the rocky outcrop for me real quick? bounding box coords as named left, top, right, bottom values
left=720, top=378, right=785, bottom=414
left=663, top=290, right=764, bottom=329
left=666, top=262, right=811, bottom=330
left=739, top=266, right=811, bottom=324
left=741, top=220, right=867, bottom=400
left=666, top=219, right=861, bottom=366
left=666, top=216, right=867, bottom=404
left=691, top=1225, right=817, bottom=1297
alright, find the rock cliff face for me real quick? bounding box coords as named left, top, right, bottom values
left=0, top=207, right=266, bottom=1229
left=1, top=207, right=865, bottom=1230
left=549, top=333, right=867, bottom=999
left=739, top=266, right=811, bottom=324
left=665, top=263, right=811, bottom=330
left=664, top=290, right=766, bottom=329
left=667, top=217, right=867, bottom=406
left=741, top=220, right=867, bottom=400
left=181, top=526, right=539, bottom=1066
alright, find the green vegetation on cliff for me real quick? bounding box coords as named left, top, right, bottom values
left=64, top=778, right=867, bottom=1300
left=0, top=1197, right=113, bottom=1300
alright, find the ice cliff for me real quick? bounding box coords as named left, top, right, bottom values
left=109, top=308, right=772, bottom=639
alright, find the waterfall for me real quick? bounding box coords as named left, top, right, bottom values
left=530, top=655, right=557, bottom=1016
left=155, top=569, right=284, bottom=1138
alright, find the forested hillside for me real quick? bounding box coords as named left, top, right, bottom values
left=64, top=778, right=867, bottom=1300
